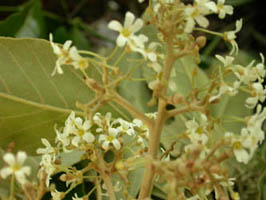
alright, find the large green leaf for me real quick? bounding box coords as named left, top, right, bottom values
left=169, top=56, right=210, bottom=98
left=0, top=37, right=124, bottom=154
left=116, top=50, right=155, bottom=113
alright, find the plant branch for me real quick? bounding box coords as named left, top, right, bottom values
left=138, top=36, right=176, bottom=199
left=97, top=151, right=116, bottom=200
left=112, top=92, right=153, bottom=129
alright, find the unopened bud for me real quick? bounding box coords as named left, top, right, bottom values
left=60, top=174, right=67, bottom=182
left=196, top=36, right=207, bottom=48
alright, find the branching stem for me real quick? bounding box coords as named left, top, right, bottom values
left=138, top=36, right=176, bottom=199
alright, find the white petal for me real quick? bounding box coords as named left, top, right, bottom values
left=20, top=166, right=31, bottom=176
left=72, top=136, right=80, bottom=147
left=0, top=167, right=12, bottom=179
left=195, top=15, right=209, bottom=28
left=102, top=141, right=110, bottom=150
left=124, top=12, right=135, bottom=28
left=112, top=139, right=121, bottom=150
left=83, top=132, right=95, bottom=143
left=83, top=120, right=91, bottom=130
left=130, top=18, right=143, bottom=33
left=63, top=40, right=72, bottom=50
left=99, top=135, right=107, bottom=142
left=3, top=153, right=15, bottom=166
left=116, top=35, right=127, bottom=47
left=108, top=20, right=123, bottom=32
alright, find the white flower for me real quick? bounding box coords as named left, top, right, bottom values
left=233, top=62, right=257, bottom=85
left=39, top=154, right=56, bottom=187
left=55, top=128, right=71, bottom=152
left=254, top=53, right=266, bottom=83
left=99, top=128, right=121, bottom=150
left=185, top=114, right=209, bottom=145
left=246, top=104, right=266, bottom=143
left=108, top=12, right=144, bottom=47
left=93, top=112, right=112, bottom=132
left=36, top=138, right=56, bottom=155
left=69, top=47, right=88, bottom=70
left=209, top=81, right=239, bottom=102
left=225, top=130, right=257, bottom=164
left=216, top=0, right=233, bottom=19
left=184, top=5, right=209, bottom=33
left=115, top=118, right=135, bottom=136
left=141, top=42, right=161, bottom=62
left=71, top=117, right=95, bottom=147
left=145, top=112, right=158, bottom=120
left=233, top=54, right=265, bottom=85
left=215, top=54, right=235, bottom=67
left=127, top=34, right=148, bottom=53
left=224, top=19, right=243, bottom=55
left=0, top=151, right=31, bottom=185
left=49, top=33, right=73, bottom=76
left=133, top=119, right=149, bottom=138
left=138, top=0, right=145, bottom=3
left=246, top=82, right=266, bottom=108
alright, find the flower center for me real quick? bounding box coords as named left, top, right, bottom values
left=78, top=59, right=88, bottom=69
left=12, top=163, right=21, bottom=172
left=196, top=127, right=204, bottom=135
left=78, top=129, right=85, bottom=136
left=233, top=141, right=242, bottom=150
left=121, top=28, right=131, bottom=37
left=107, top=135, right=114, bottom=142
left=217, top=4, right=224, bottom=10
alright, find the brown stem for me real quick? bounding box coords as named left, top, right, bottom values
left=138, top=37, right=176, bottom=200
left=97, top=151, right=116, bottom=200
left=112, top=92, right=153, bottom=129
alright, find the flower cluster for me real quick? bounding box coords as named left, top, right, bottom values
left=225, top=105, right=266, bottom=164
left=36, top=111, right=151, bottom=188
left=49, top=34, right=88, bottom=76
left=183, top=0, right=233, bottom=33
left=108, top=11, right=164, bottom=90
left=210, top=53, right=266, bottom=109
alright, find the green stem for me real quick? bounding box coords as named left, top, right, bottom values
left=194, top=28, right=223, bottom=37
left=113, top=49, right=127, bottom=67
left=112, top=92, right=153, bottom=129
left=9, top=174, right=15, bottom=200
left=78, top=50, right=105, bottom=60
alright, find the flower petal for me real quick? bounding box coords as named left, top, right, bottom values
left=108, top=21, right=123, bottom=32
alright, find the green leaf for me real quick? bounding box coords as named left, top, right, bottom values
left=0, top=0, right=46, bottom=38
left=0, top=37, right=125, bottom=154
left=161, top=115, right=187, bottom=157
left=117, top=50, right=155, bottom=113
left=211, top=91, right=252, bottom=133
left=169, top=56, right=210, bottom=98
